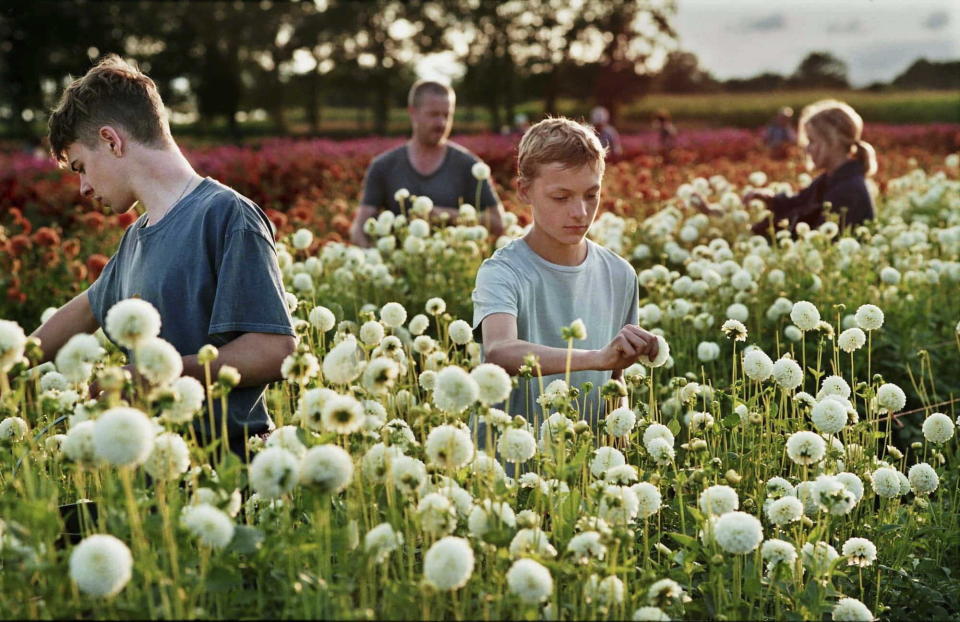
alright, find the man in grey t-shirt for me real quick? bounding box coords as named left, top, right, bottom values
left=350, top=80, right=504, bottom=247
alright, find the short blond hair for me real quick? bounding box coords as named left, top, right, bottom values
left=798, top=99, right=877, bottom=177
left=517, top=117, right=606, bottom=183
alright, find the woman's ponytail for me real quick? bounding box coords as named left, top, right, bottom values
left=854, top=139, right=877, bottom=177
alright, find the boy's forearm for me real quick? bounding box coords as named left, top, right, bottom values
left=30, top=291, right=99, bottom=364
left=485, top=339, right=605, bottom=376
left=181, top=333, right=296, bottom=389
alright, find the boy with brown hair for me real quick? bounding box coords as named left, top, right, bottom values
left=472, top=117, right=659, bottom=424
left=33, top=54, right=296, bottom=454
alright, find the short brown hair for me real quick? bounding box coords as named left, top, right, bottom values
left=48, top=54, right=170, bottom=163
left=407, top=80, right=455, bottom=109
left=517, top=117, right=606, bottom=183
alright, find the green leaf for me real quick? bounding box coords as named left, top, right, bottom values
left=206, top=565, right=243, bottom=593
left=667, top=531, right=697, bottom=548
left=228, top=525, right=265, bottom=555
left=667, top=418, right=681, bottom=436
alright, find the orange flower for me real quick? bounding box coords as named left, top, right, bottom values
left=33, top=226, right=61, bottom=247
left=115, top=210, right=137, bottom=228
left=9, top=234, right=31, bottom=256
left=331, top=214, right=351, bottom=236
left=6, top=286, right=26, bottom=304
left=86, top=253, right=109, bottom=281
left=62, top=238, right=81, bottom=258
left=79, top=211, right=106, bottom=232
left=43, top=250, right=61, bottom=268
left=70, top=260, right=88, bottom=281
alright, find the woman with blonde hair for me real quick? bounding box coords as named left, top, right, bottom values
left=745, top=99, right=876, bottom=235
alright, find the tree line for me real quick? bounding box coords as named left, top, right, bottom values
left=2, top=0, right=956, bottom=139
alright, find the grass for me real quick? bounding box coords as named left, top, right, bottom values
left=2, top=90, right=957, bottom=142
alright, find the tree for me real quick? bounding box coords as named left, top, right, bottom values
left=790, top=51, right=849, bottom=89
left=575, top=0, right=677, bottom=122
left=892, top=58, right=960, bottom=90
left=656, top=50, right=716, bottom=93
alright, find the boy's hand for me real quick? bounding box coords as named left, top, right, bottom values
left=596, top=325, right=659, bottom=371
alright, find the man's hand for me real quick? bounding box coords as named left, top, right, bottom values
left=596, top=325, right=659, bottom=371
left=349, top=205, right=378, bottom=248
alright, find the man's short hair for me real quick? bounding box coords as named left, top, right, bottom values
left=48, top=54, right=170, bottom=163
left=517, top=117, right=606, bottom=183
left=408, top=80, right=455, bottom=109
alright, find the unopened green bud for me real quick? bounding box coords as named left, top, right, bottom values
left=217, top=365, right=241, bottom=388
left=97, top=366, right=129, bottom=392
left=198, top=344, right=219, bottom=365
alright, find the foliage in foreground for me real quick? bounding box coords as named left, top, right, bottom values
left=0, top=159, right=959, bottom=620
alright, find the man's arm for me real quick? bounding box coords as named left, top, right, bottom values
left=181, top=332, right=296, bottom=389
left=30, top=291, right=99, bottom=364
left=349, top=204, right=378, bottom=247
left=481, top=313, right=658, bottom=376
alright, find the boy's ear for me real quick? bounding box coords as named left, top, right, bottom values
left=517, top=177, right=531, bottom=204
left=98, top=126, right=124, bottom=156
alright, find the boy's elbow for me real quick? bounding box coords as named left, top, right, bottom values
left=267, top=335, right=298, bottom=381
left=483, top=343, right=518, bottom=376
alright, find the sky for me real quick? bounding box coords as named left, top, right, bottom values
left=673, top=0, right=960, bottom=86
left=414, top=0, right=959, bottom=87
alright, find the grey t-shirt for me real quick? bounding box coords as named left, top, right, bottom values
left=472, top=238, right=639, bottom=424
left=361, top=142, right=500, bottom=214
left=87, top=177, right=295, bottom=446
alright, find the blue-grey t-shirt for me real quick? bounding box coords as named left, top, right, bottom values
left=87, top=177, right=295, bottom=441
left=472, top=238, right=639, bottom=424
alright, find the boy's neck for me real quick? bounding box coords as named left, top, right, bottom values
left=524, top=226, right=589, bottom=266
left=128, top=147, right=202, bottom=225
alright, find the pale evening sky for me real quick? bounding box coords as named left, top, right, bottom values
left=673, top=0, right=960, bottom=86
left=415, top=0, right=960, bottom=87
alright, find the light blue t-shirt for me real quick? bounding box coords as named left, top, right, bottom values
left=472, top=238, right=639, bottom=424
left=87, top=178, right=294, bottom=450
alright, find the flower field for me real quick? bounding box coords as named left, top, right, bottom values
left=1, top=129, right=959, bottom=620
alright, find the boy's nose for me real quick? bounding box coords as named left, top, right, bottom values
left=80, top=179, right=94, bottom=197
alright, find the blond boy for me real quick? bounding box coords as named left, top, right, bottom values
left=472, top=118, right=658, bottom=423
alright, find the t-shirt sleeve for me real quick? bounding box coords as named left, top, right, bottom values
left=626, top=273, right=640, bottom=326
left=208, top=229, right=295, bottom=337
left=360, top=157, right=387, bottom=209
left=471, top=259, right=519, bottom=330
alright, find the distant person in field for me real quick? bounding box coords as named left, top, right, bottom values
left=590, top=105, right=623, bottom=158
left=653, top=108, right=677, bottom=162
left=473, top=117, right=659, bottom=425
left=33, top=55, right=296, bottom=457
left=350, top=80, right=504, bottom=247
left=763, top=106, right=797, bottom=159
left=512, top=112, right=531, bottom=136
left=698, top=99, right=876, bottom=235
